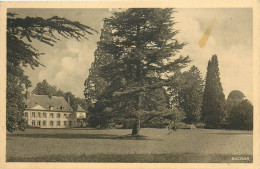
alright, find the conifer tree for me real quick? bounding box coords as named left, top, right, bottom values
left=84, top=8, right=190, bottom=135
left=202, top=55, right=226, bottom=128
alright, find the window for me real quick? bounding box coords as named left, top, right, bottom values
left=43, top=113, right=47, bottom=118
left=50, top=121, right=53, bottom=126
left=57, top=113, right=60, bottom=118
left=32, top=112, right=35, bottom=117
left=38, top=112, right=41, bottom=118
left=64, top=121, right=67, bottom=126
left=50, top=113, right=54, bottom=118
left=32, top=120, right=35, bottom=126
left=77, top=119, right=80, bottom=123
left=63, top=114, right=67, bottom=118
left=49, top=105, right=53, bottom=110
left=24, top=112, right=28, bottom=117
left=69, top=121, right=72, bottom=126
left=57, top=121, right=60, bottom=126
left=37, top=120, right=41, bottom=126
left=43, top=121, right=46, bottom=126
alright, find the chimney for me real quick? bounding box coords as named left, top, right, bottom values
left=67, top=96, right=70, bottom=106
left=26, top=91, right=30, bottom=100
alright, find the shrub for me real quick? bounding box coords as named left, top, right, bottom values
left=175, top=122, right=187, bottom=129
left=195, top=123, right=205, bottom=128
left=228, top=99, right=253, bottom=130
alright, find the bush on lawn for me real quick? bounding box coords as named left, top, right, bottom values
left=175, top=122, right=187, bottom=129
left=228, top=99, right=253, bottom=130
left=195, top=123, right=205, bottom=128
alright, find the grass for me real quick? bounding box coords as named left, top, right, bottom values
left=6, top=128, right=253, bottom=163
left=7, top=153, right=253, bottom=163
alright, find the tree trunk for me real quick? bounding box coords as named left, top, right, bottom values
left=131, top=23, right=142, bottom=136
left=131, top=121, right=139, bottom=135
left=138, top=118, right=140, bottom=130
left=131, top=117, right=141, bottom=135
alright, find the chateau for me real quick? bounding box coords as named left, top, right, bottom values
left=23, top=91, right=87, bottom=128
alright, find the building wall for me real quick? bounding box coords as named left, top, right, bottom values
left=76, top=112, right=86, bottom=119
left=23, top=110, right=75, bottom=128
left=75, top=112, right=87, bottom=127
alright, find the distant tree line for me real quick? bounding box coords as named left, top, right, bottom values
left=32, top=79, right=89, bottom=112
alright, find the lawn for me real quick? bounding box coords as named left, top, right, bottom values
left=6, top=128, right=253, bottom=163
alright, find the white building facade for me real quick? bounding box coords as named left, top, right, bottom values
left=23, top=92, right=79, bottom=128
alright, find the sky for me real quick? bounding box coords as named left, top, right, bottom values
left=8, top=8, right=253, bottom=101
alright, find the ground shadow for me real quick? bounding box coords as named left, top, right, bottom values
left=7, top=133, right=153, bottom=140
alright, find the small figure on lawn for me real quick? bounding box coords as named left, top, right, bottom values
left=168, top=121, right=176, bottom=135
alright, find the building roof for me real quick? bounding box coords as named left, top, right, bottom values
left=23, top=94, right=73, bottom=112
left=76, top=104, right=86, bottom=112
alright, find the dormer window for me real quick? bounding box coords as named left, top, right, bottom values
left=24, top=105, right=27, bottom=108
left=49, top=105, right=53, bottom=110
left=60, top=106, right=65, bottom=110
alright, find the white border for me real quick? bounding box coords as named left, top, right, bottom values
left=0, top=1, right=259, bottom=169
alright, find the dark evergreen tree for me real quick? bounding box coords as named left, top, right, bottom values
left=84, top=8, right=190, bottom=135
left=7, top=13, right=95, bottom=132
left=201, top=55, right=227, bottom=128
left=84, top=19, right=113, bottom=104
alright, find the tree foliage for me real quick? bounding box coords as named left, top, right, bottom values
left=32, top=79, right=89, bottom=111
left=84, top=8, right=190, bottom=134
left=226, top=90, right=245, bottom=117
left=228, top=99, right=253, bottom=130
left=201, top=55, right=227, bottom=128
left=32, top=79, right=59, bottom=96
left=84, top=19, right=112, bottom=104
left=7, top=13, right=95, bottom=132
left=163, top=107, right=186, bottom=124
left=169, top=65, right=204, bottom=124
